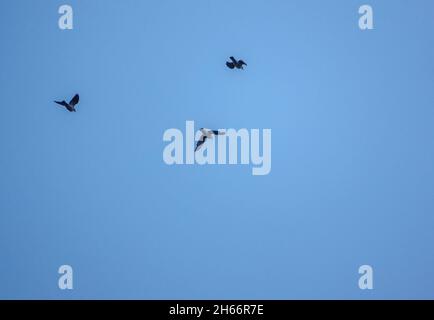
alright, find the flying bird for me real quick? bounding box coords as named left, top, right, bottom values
left=226, top=56, right=247, bottom=70
left=54, top=94, right=80, bottom=112
left=195, top=128, right=225, bottom=152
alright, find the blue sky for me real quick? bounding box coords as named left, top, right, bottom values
left=1, top=0, right=434, bottom=299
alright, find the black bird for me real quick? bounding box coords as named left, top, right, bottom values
left=195, top=128, right=225, bottom=152
left=54, top=94, right=80, bottom=112
left=226, top=56, right=247, bottom=70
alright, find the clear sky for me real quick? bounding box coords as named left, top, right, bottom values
left=1, top=0, right=434, bottom=299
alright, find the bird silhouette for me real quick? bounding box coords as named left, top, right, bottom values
left=54, top=94, right=80, bottom=112
left=195, top=128, right=225, bottom=152
left=226, top=56, right=247, bottom=70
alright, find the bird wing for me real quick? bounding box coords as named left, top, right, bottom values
left=226, top=62, right=235, bottom=69
left=230, top=56, right=237, bottom=64
left=69, top=94, right=79, bottom=107
left=54, top=100, right=68, bottom=107
left=239, top=60, right=247, bottom=66
left=195, top=137, right=207, bottom=152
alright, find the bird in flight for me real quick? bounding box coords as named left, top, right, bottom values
left=226, top=56, right=247, bottom=70
left=195, top=128, right=225, bottom=152
left=54, top=94, right=80, bottom=112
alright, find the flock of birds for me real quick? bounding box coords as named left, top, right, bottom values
left=54, top=56, right=247, bottom=152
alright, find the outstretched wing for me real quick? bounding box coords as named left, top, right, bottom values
left=226, top=62, right=235, bottom=69
left=239, top=60, right=247, bottom=66
left=54, top=100, right=68, bottom=107
left=195, top=136, right=207, bottom=152
left=230, top=56, right=237, bottom=64
left=69, top=94, right=79, bottom=107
